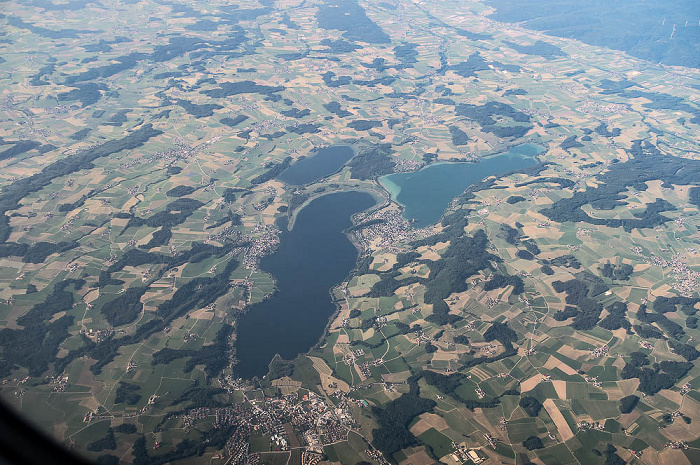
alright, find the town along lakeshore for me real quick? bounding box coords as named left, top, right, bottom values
left=380, top=144, right=544, bottom=228
left=234, top=191, right=376, bottom=379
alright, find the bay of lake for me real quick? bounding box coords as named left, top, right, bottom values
left=277, top=145, right=354, bottom=185
left=379, top=144, right=543, bottom=228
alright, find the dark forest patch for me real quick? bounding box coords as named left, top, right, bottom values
left=316, top=0, right=390, bottom=44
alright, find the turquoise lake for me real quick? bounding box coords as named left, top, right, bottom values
left=379, top=144, right=544, bottom=228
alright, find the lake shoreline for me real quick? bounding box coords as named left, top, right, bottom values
left=379, top=143, right=544, bottom=227
left=241, top=143, right=544, bottom=379
left=234, top=190, right=377, bottom=379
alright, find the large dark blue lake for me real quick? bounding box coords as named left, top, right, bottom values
left=379, top=144, right=543, bottom=228
left=277, top=145, right=354, bottom=185
left=234, top=191, right=375, bottom=379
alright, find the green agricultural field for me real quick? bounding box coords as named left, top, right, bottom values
left=0, top=0, right=699, bottom=463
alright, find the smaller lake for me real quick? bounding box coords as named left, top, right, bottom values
left=380, top=144, right=544, bottom=228
left=234, top=191, right=376, bottom=379
left=277, top=145, right=354, bottom=185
